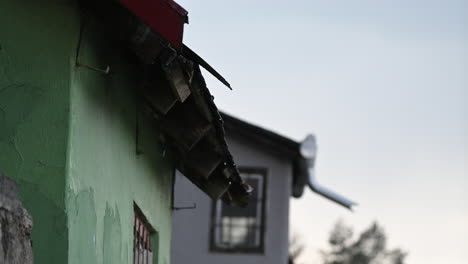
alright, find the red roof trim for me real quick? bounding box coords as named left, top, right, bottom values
left=163, top=0, right=189, bottom=21
left=118, top=0, right=188, bottom=48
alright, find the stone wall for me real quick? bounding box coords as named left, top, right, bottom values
left=0, top=173, right=33, bottom=264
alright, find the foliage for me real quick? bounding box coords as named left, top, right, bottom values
left=289, top=233, right=306, bottom=263
left=320, top=220, right=407, bottom=264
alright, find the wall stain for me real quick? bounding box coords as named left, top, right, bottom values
left=0, top=107, right=5, bottom=128
left=68, top=188, right=97, bottom=264
left=0, top=42, right=13, bottom=86
left=13, top=137, right=24, bottom=162
left=18, top=180, right=68, bottom=264
left=0, top=84, right=43, bottom=175
left=0, top=84, right=44, bottom=141
left=103, top=203, right=122, bottom=264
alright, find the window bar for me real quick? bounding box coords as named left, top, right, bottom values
left=138, top=218, right=141, bottom=264
left=145, top=229, right=149, bottom=264
left=134, top=211, right=153, bottom=264
left=139, top=219, right=144, bottom=264
left=146, top=229, right=151, bottom=264
left=142, top=227, right=146, bottom=264
left=228, top=216, right=233, bottom=248
left=134, top=217, right=138, bottom=264
left=133, top=219, right=136, bottom=264
left=138, top=218, right=141, bottom=263
left=143, top=229, right=147, bottom=264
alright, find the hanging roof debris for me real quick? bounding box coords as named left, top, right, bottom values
left=81, top=0, right=251, bottom=207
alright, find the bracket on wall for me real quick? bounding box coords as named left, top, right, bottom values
left=74, top=11, right=110, bottom=75
left=172, top=203, right=197, bottom=211
left=76, top=62, right=110, bottom=75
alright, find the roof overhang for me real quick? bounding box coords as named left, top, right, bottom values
left=81, top=0, right=251, bottom=207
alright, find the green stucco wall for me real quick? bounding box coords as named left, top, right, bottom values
left=0, top=1, right=78, bottom=263
left=67, top=12, right=175, bottom=264
left=0, top=1, right=175, bottom=263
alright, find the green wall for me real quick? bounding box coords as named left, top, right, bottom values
left=0, top=0, right=78, bottom=263
left=67, top=12, right=175, bottom=264
left=0, top=1, right=175, bottom=263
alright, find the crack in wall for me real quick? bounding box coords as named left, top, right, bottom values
left=0, top=42, right=14, bottom=86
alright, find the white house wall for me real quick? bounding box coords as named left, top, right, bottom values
left=171, top=133, right=293, bottom=264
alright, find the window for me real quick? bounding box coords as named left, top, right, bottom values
left=211, top=168, right=267, bottom=253
left=134, top=205, right=155, bottom=264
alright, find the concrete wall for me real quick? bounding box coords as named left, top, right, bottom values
left=0, top=1, right=175, bottom=263
left=171, top=133, right=292, bottom=264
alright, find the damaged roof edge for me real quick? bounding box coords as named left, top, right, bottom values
left=81, top=0, right=252, bottom=207
left=182, top=45, right=232, bottom=90
left=190, top=66, right=252, bottom=207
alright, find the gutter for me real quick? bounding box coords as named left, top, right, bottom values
left=299, top=135, right=357, bottom=210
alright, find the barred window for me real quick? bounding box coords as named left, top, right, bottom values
left=134, top=206, right=154, bottom=264
left=211, top=168, right=266, bottom=253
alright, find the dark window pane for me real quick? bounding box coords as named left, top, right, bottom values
left=211, top=168, right=266, bottom=252
left=221, top=200, right=257, bottom=218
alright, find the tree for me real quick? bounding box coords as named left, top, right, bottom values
left=289, top=233, right=306, bottom=264
left=320, top=220, right=407, bottom=264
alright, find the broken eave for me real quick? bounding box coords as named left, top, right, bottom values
left=82, top=0, right=251, bottom=207
left=142, top=60, right=251, bottom=207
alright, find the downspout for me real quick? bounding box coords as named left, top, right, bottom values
left=300, top=135, right=357, bottom=210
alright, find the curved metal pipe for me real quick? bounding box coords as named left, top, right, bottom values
left=299, top=135, right=357, bottom=210
left=307, top=167, right=357, bottom=210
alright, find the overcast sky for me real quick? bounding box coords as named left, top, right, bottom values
left=178, top=1, right=467, bottom=263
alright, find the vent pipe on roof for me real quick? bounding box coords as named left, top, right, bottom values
left=300, top=135, right=357, bottom=210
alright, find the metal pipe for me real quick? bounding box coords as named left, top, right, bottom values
left=307, top=168, right=357, bottom=210
left=299, top=135, right=357, bottom=210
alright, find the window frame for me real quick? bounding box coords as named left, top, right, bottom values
left=209, top=167, right=268, bottom=254
left=134, top=204, right=156, bottom=264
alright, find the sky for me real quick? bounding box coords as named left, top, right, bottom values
left=177, top=1, right=467, bottom=263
